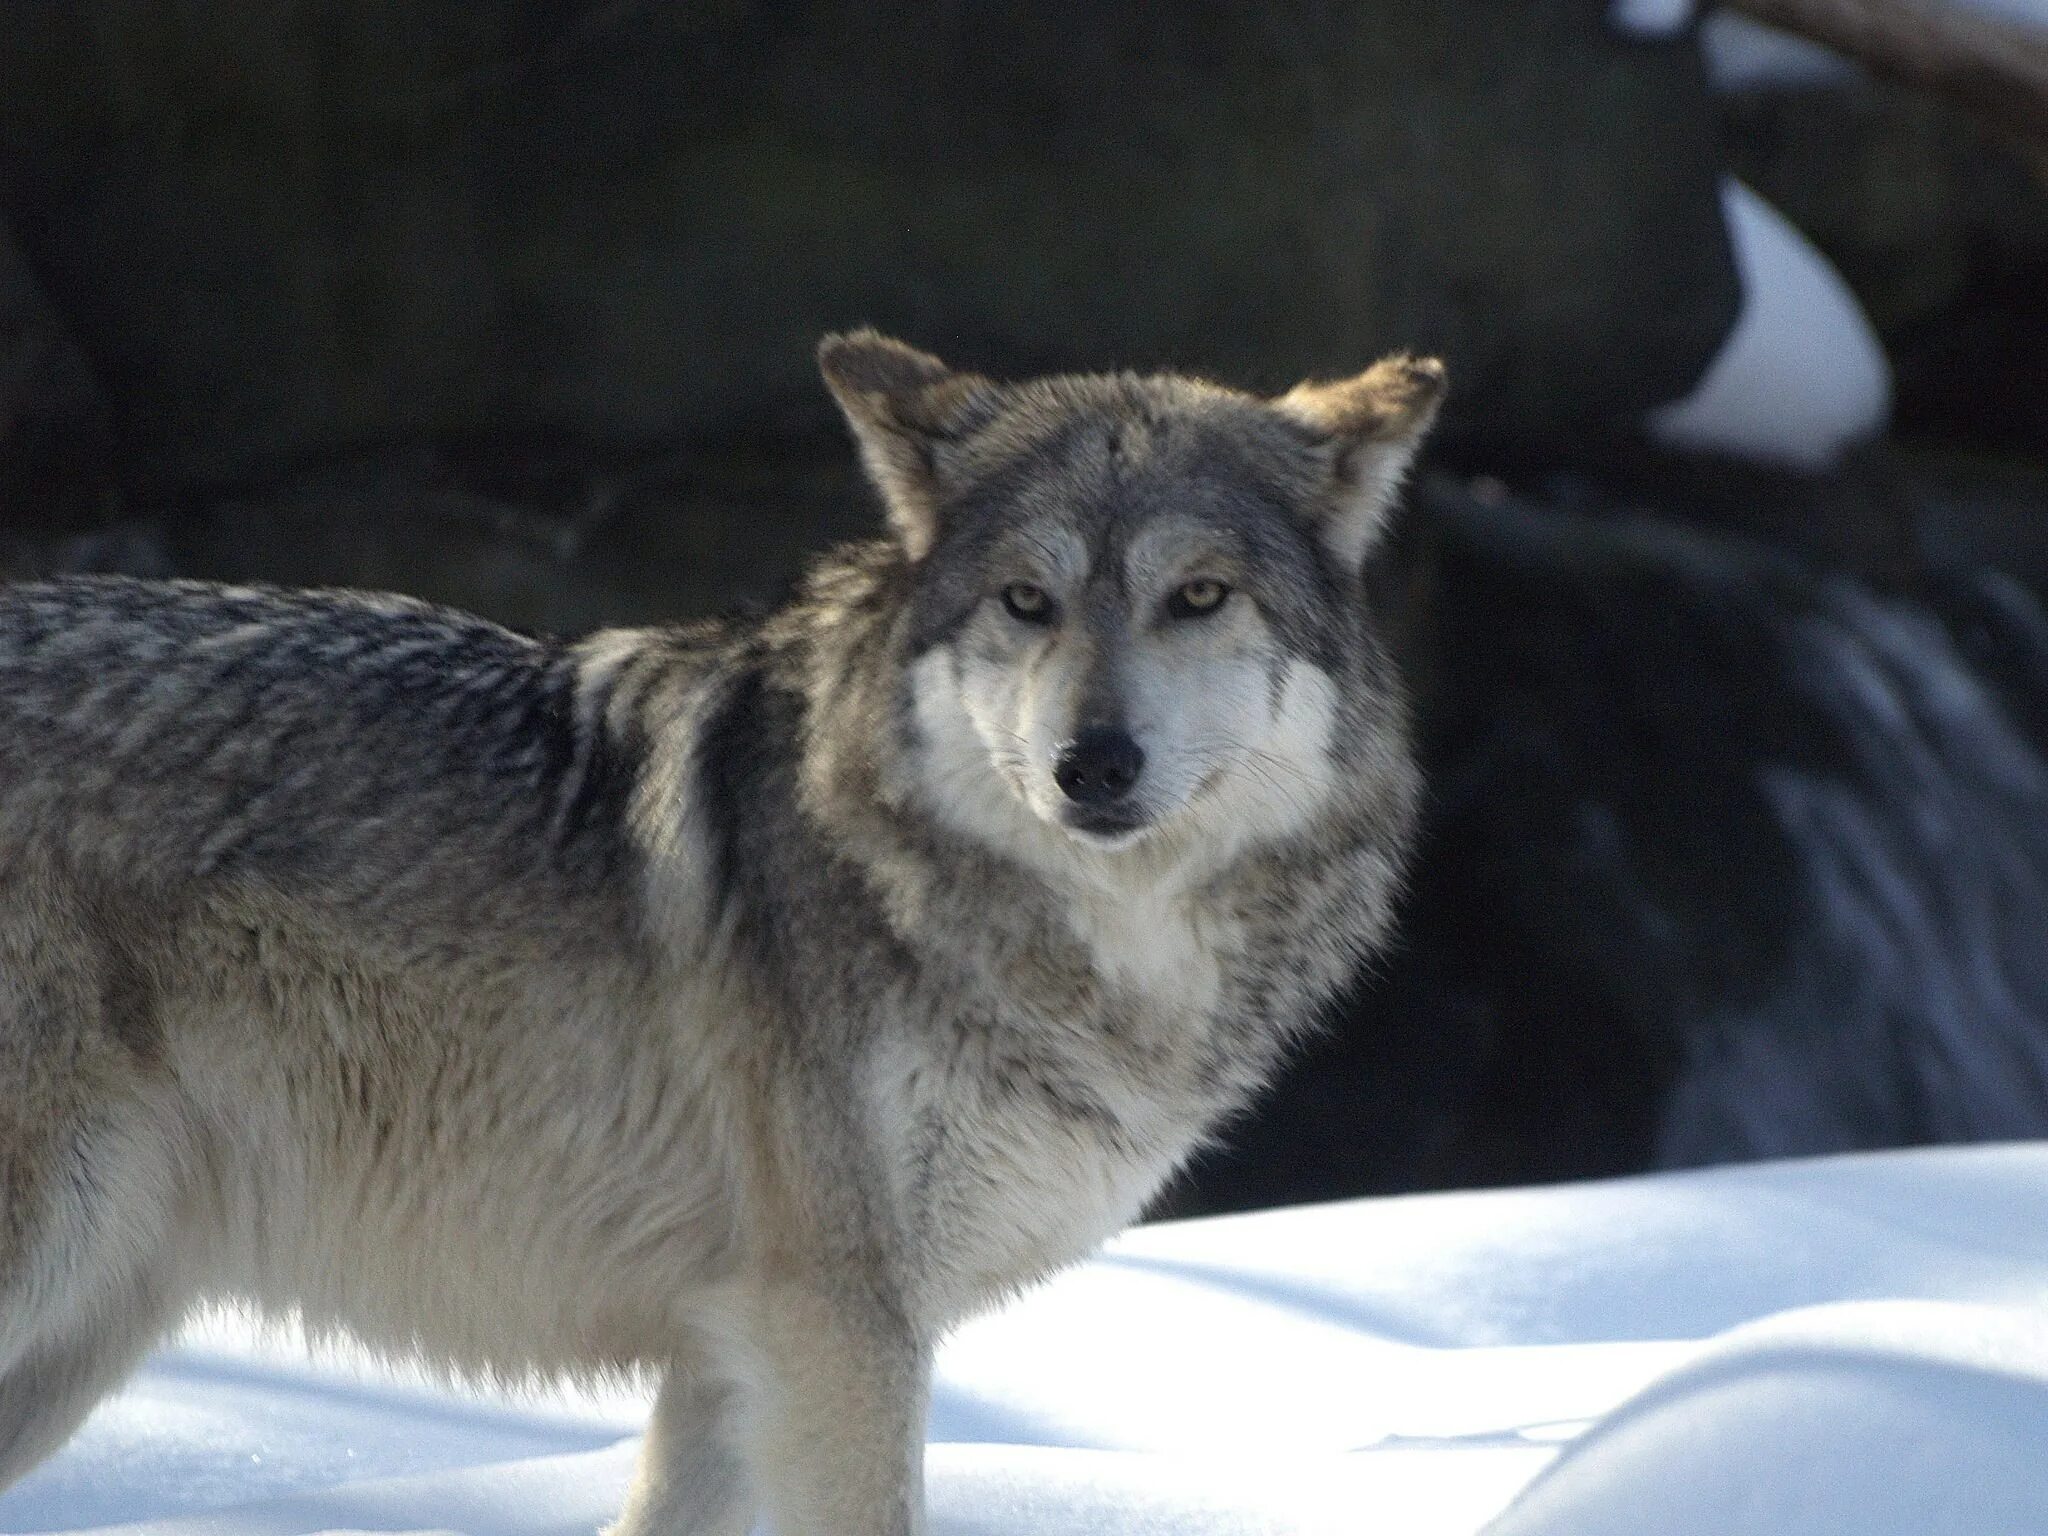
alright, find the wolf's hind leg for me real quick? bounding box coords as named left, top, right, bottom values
left=0, top=1119, right=191, bottom=1494
left=0, top=1059, right=193, bottom=1377
left=0, top=1264, right=185, bottom=1493
left=0, top=928, right=188, bottom=1368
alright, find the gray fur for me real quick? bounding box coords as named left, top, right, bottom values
left=0, top=333, right=1441, bottom=1535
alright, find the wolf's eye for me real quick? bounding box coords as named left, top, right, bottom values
left=1167, top=579, right=1230, bottom=619
left=1001, top=583, right=1055, bottom=623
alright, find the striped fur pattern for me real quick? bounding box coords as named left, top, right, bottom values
left=0, top=332, right=1441, bottom=1535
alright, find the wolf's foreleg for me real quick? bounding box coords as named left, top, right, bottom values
left=744, top=1284, right=928, bottom=1536
left=609, top=1370, right=756, bottom=1536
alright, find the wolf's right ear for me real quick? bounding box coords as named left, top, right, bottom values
left=819, top=329, right=996, bottom=561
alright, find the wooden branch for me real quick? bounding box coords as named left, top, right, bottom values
left=1727, top=0, right=2048, bottom=153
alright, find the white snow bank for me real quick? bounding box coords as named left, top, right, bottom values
left=7, top=1143, right=2048, bottom=1535
left=1646, top=178, right=1891, bottom=469
left=1490, top=1299, right=2048, bottom=1536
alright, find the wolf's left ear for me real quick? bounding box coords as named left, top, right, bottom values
left=819, top=329, right=997, bottom=561
left=1275, top=354, right=1447, bottom=569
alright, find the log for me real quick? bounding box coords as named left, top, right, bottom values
left=1728, top=0, right=2048, bottom=156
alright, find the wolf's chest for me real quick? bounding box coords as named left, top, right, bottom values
left=879, top=925, right=1252, bottom=1319
left=1061, top=877, right=1231, bottom=1017
left=891, top=1053, right=1191, bottom=1321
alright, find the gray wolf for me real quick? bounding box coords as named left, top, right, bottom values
left=0, top=331, right=1441, bottom=1534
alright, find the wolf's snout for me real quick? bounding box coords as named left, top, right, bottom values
left=1054, top=727, right=1145, bottom=805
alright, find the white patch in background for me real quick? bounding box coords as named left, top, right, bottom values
left=1700, top=12, right=1860, bottom=90
left=1646, top=178, right=1892, bottom=471
left=1953, top=0, right=2048, bottom=31
left=1607, top=0, right=1695, bottom=38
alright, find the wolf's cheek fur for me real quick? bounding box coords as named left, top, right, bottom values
left=907, top=646, right=1047, bottom=845
left=951, top=638, right=1059, bottom=815
left=1135, top=647, right=1342, bottom=855
left=1214, top=656, right=1343, bottom=839
left=925, top=618, right=1096, bottom=832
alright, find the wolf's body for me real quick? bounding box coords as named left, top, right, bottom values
left=0, top=333, right=1440, bottom=1535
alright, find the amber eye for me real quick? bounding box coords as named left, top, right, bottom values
left=1167, top=579, right=1230, bottom=619
left=1001, top=582, right=1055, bottom=623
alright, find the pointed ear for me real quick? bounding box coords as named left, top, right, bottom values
left=1275, top=354, right=1446, bottom=569
left=818, top=329, right=996, bottom=561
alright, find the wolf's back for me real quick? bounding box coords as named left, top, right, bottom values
left=0, top=576, right=644, bottom=945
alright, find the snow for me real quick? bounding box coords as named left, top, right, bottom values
left=1936, top=0, right=2048, bottom=33
left=1491, top=1300, right=2048, bottom=1536
left=1645, top=178, right=1891, bottom=470
left=1606, top=8, right=1896, bottom=465
left=1606, top=0, right=1694, bottom=38
left=1700, top=13, right=1860, bottom=91
left=6, top=1143, right=2048, bottom=1534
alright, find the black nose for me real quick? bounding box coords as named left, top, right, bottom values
left=1054, top=727, right=1145, bottom=805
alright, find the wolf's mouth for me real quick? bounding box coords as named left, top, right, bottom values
left=1060, top=804, right=1152, bottom=846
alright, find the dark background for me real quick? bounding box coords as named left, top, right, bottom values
left=4, top=2, right=2045, bottom=1216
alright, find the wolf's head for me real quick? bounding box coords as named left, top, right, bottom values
left=820, top=330, right=1442, bottom=868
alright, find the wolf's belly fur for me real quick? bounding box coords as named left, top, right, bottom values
left=147, top=916, right=748, bottom=1378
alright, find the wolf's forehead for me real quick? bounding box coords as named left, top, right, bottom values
left=972, top=406, right=1310, bottom=542
left=989, top=522, right=1090, bottom=583
left=986, top=515, right=1238, bottom=588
